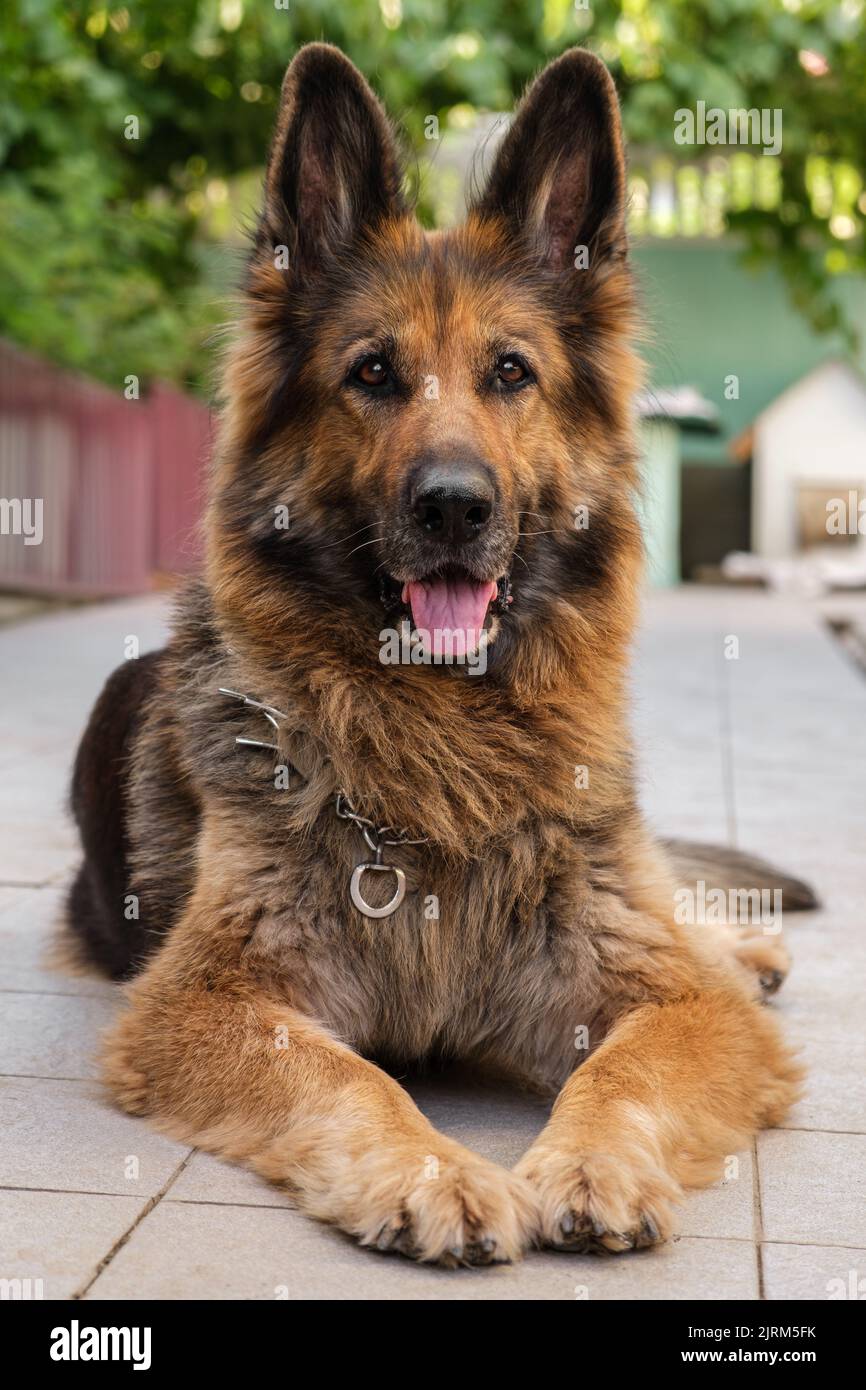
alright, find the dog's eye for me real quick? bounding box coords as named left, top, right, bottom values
left=496, top=355, right=531, bottom=387
left=353, top=356, right=391, bottom=389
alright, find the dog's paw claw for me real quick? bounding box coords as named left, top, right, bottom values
left=463, top=1234, right=503, bottom=1266
left=637, top=1215, right=660, bottom=1247
left=516, top=1145, right=678, bottom=1256
left=356, top=1146, right=538, bottom=1266
left=759, top=967, right=785, bottom=996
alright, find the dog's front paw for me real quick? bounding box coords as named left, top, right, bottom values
left=347, top=1141, right=540, bottom=1267
left=514, top=1141, right=680, bottom=1254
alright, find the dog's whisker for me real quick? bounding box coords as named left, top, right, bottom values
left=346, top=537, right=385, bottom=559
left=318, top=522, right=383, bottom=551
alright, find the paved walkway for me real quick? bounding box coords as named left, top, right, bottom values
left=1, top=587, right=864, bottom=1300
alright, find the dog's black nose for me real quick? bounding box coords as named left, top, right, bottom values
left=411, top=465, right=494, bottom=545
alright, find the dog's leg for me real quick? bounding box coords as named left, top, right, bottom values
left=102, top=870, right=537, bottom=1266
left=514, top=981, right=802, bottom=1252
left=718, top=921, right=792, bottom=997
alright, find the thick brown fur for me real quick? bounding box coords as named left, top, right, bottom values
left=67, top=45, right=807, bottom=1265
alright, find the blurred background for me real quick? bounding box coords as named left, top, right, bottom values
left=1, top=0, right=865, bottom=606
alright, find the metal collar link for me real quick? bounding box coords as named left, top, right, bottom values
left=218, top=687, right=284, bottom=752
left=219, top=688, right=426, bottom=920
left=334, top=792, right=427, bottom=850
left=335, top=792, right=427, bottom=920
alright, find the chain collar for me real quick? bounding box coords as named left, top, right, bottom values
left=219, top=687, right=425, bottom=919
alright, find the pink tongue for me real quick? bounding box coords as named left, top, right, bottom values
left=404, top=577, right=498, bottom=658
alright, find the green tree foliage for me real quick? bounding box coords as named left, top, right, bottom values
left=1, top=0, right=863, bottom=390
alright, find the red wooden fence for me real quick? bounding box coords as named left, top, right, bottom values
left=0, top=340, right=212, bottom=596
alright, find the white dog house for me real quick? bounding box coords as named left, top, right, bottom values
left=745, top=361, right=866, bottom=557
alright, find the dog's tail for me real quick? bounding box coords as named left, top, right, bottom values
left=663, top=839, right=819, bottom=913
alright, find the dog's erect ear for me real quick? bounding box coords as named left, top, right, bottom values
left=260, top=44, right=404, bottom=269
left=473, top=48, right=627, bottom=273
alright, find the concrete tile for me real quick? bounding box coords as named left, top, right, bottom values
left=783, top=921, right=866, bottom=973
left=678, top=1148, right=755, bottom=1241
left=644, top=810, right=731, bottom=846
left=0, top=595, right=170, bottom=760
left=0, top=992, right=118, bottom=1080
left=758, top=1130, right=866, bottom=1247
left=0, top=885, right=115, bottom=998
left=405, top=1077, right=549, bottom=1169
left=0, top=1188, right=145, bottom=1299
left=0, top=806, right=79, bottom=885
left=779, top=1029, right=866, bottom=1135
left=771, top=929, right=866, bottom=1133
left=0, top=886, right=62, bottom=987
left=86, top=1198, right=757, bottom=1301
left=0, top=596, right=169, bottom=880
left=0, top=928, right=116, bottom=1006
left=168, top=1151, right=293, bottom=1209
left=762, top=1243, right=866, bottom=1301
left=0, top=1076, right=191, bottom=1196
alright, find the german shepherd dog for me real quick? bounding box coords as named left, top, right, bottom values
left=67, top=45, right=814, bottom=1266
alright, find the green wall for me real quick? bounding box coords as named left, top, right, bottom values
left=632, top=241, right=866, bottom=464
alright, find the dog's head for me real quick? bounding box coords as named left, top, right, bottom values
left=211, top=44, right=642, bottom=677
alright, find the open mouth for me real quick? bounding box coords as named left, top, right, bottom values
left=380, top=568, right=512, bottom=659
